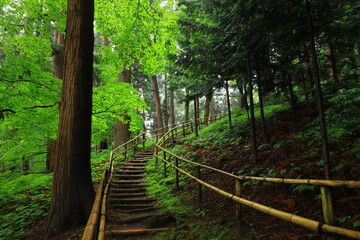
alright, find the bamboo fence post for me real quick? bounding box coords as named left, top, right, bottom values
left=143, top=134, right=146, bottom=148
left=183, top=125, right=186, bottom=137
left=235, top=179, right=243, bottom=224
left=175, top=157, right=179, bottom=189
left=172, top=129, right=175, bottom=142
left=124, top=144, right=127, bottom=160
left=321, top=186, right=337, bottom=240
left=133, top=141, right=136, bottom=155
left=196, top=166, right=202, bottom=204
left=156, top=131, right=158, bottom=142
left=155, top=146, right=158, bottom=166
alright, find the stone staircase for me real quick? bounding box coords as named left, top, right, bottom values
left=105, top=149, right=175, bottom=239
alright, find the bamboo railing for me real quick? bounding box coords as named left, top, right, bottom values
left=154, top=123, right=360, bottom=239
left=81, top=114, right=222, bottom=240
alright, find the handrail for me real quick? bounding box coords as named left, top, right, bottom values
left=154, top=122, right=360, bottom=239
left=81, top=114, right=220, bottom=240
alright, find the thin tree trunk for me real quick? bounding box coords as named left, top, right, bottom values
left=204, top=92, right=212, bottom=126
left=115, top=68, right=131, bottom=147
left=287, top=74, right=297, bottom=121
left=306, top=0, right=331, bottom=180
left=225, top=81, right=232, bottom=128
left=194, top=97, right=199, bottom=137
left=46, top=0, right=95, bottom=237
left=169, top=90, right=175, bottom=127
left=152, top=75, right=164, bottom=134
left=256, top=69, right=268, bottom=143
left=247, top=58, right=258, bottom=163
left=185, top=99, right=189, bottom=122
left=210, top=99, right=215, bottom=122
left=163, top=79, right=169, bottom=128
left=328, top=42, right=339, bottom=83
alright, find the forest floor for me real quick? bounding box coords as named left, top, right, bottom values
left=26, top=104, right=360, bottom=239
left=157, top=103, right=360, bottom=239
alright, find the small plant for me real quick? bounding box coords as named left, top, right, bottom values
left=292, top=184, right=316, bottom=193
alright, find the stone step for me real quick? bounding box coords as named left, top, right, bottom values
left=111, top=184, right=148, bottom=189
left=114, top=170, right=145, bottom=175
left=113, top=174, right=145, bottom=179
left=126, top=206, right=161, bottom=214
left=122, top=163, right=146, bottom=166
left=109, top=228, right=168, bottom=237
left=110, top=192, right=147, bottom=198
left=112, top=179, right=143, bottom=185
left=108, top=197, right=156, bottom=204
left=111, top=188, right=146, bottom=194
left=111, top=203, right=157, bottom=210
left=121, top=166, right=145, bottom=170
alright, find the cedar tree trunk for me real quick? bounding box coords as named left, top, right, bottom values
left=45, top=0, right=95, bottom=237
left=115, top=68, right=131, bottom=147
left=152, top=75, right=164, bottom=134
left=204, top=92, right=212, bottom=126
left=169, top=90, right=175, bottom=127
left=247, top=58, right=258, bottom=163
left=306, top=0, right=331, bottom=180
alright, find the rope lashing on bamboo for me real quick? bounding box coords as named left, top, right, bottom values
left=155, top=153, right=360, bottom=239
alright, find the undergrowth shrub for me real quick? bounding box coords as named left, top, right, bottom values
left=0, top=173, right=52, bottom=239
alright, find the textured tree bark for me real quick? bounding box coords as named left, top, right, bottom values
left=210, top=99, right=215, bottom=123
left=247, top=58, right=258, bottom=163
left=45, top=0, right=95, bottom=238
left=53, top=29, right=65, bottom=79
left=115, top=68, right=131, bottom=147
left=225, top=81, right=232, bottom=128
left=204, top=92, right=212, bottom=126
left=169, top=90, right=175, bottom=127
left=46, top=139, right=56, bottom=172
left=256, top=69, right=268, bottom=143
left=184, top=99, right=189, bottom=122
left=306, top=0, right=331, bottom=180
left=152, top=75, right=164, bottom=134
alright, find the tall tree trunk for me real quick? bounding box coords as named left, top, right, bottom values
left=225, top=81, right=232, bottom=128
left=256, top=69, right=268, bottom=143
left=169, top=90, right=175, bottom=127
left=194, top=97, right=199, bottom=137
left=115, top=68, right=131, bottom=147
left=204, top=92, right=212, bottom=126
left=46, top=139, right=56, bottom=172
left=247, top=58, right=258, bottom=163
left=185, top=99, right=189, bottom=122
left=47, top=29, right=65, bottom=172
left=327, top=42, right=339, bottom=83
left=287, top=74, right=297, bottom=121
left=163, top=79, right=169, bottom=128
left=46, top=0, right=95, bottom=237
left=210, top=98, right=215, bottom=123
left=196, top=96, right=200, bottom=120
left=152, top=75, right=164, bottom=134
left=306, top=0, right=331, bottom=180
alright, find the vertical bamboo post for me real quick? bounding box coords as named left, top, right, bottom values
left=133, top=141, right=136, bottom=155
left=175, top=157, right=179, bottom=189
left=155, top=146, right=158, bottom=166
left=172, top=129, right=175, bottom=142
left=235, top=179, right=243, bottom=224
left=183, top=125, right=186, bottom=137
left=320, top=186, right=337, bottom=240
left=196, top=166, right=202, bottom=204
left=124, top=144, right=127, bottom=160
left=143, top=134, right=146, bottom=149
left=156, top=131, right=158, bottom=142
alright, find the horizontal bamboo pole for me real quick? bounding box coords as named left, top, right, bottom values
left=82, top=171, right=107, bottom=240
left=156, top=145, right=360, bottom=189
left=98, top=182, right=110, bottom=240
left=158, top=156, right=360, bottom=239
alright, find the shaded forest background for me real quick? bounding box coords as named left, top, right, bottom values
left=0, top=0, right=359, bottom=239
